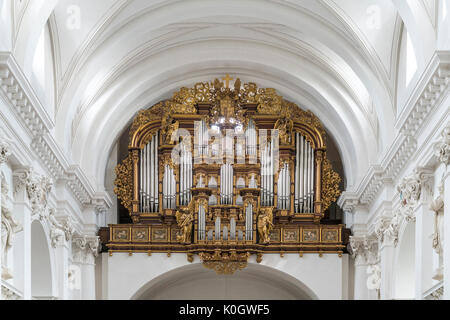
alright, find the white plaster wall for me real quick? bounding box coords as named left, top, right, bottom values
left=102, top=253, right=349, bottom=300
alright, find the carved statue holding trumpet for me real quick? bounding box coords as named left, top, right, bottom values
left=257, top=207, right=274, bottom=244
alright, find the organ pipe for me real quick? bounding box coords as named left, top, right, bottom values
left=294, top=133, right=315, bottom=213
left=198, top=204, right=205, bottom=240
left=220, top=164, right=233, bottom=204
left=180, top=143, right=192, bottom=206
left=245, top=203, right=253, bottom=240
left=277, top=163, right=290, bottom=210
left=139, top=132, right=159, bottom=212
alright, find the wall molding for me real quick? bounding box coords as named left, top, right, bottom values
left=339, top=52, right=450, bottom=211
left=0, top=52, right=111, bottom=213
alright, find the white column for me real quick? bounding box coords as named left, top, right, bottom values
left=415, top=204, right=434, bottom=299
left=379, top=240, right=395, bottom=300
left=375, top=216, right=396, bottom=300
left=0, top=139, right=11, bottom=300
left=350, top=236, right=369, bottom=300
left=433, top=125, right=449, bottom=299
left=12, top=181, right=32, bottom=299
left=72, top=236, right=99, bottom=300
left=54, top=241, right=70, bottom=299
left=354, top=257, right=368, bottom=300
left=444, top=169, right=450, bottom=299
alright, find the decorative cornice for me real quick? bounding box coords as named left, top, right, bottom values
left=0, top=52, right=112, bottom=212
left=0, top=53, right=53, bottom=136
left=30, top=135, right=68, bottom=180
left=398, top=52, right=450, bottom=137
left=340, top=53, right=450, bottom=209
left=1, top=281, right=22, bottom=300
left=424, top=283, right=444, bottom=300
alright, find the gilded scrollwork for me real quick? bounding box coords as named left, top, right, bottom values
left=114, top=154, right=133, bottom=212
left=322, top=158, right=341, bottom=211
left=199, top=249, right=249, bottom=275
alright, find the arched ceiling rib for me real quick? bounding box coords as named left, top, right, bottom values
left=10, top=0, right=423, bottom=195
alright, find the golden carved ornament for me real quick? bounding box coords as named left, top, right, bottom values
left=129, top=101, right=167, bottom=145
left=129, top=78, right=326, bottom=149
left=199, top=249, right=250, bottom=275
left=275, top=117, right=294, bottom=145
left=113, top=154, right=133, bottom=212
left=322, top=157, right=341, bottom=211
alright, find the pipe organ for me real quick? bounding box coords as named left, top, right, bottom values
left=140, top=132, right=159, bottom=212
left=108, top=76, right=346, bottom=274
left=294, top=133, right=315, bottom=213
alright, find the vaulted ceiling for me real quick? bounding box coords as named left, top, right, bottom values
left=3, top=0, right=440, bottom=192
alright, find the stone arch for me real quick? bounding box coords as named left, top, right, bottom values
left=130, top=262, right=319, bottom=300
left=393, top=219, right=416, bottom=299
left=30, top=219, right=56, bottom=299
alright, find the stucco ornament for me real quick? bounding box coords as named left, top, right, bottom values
left=430, top=182, right=444, bottom=280
left=48, top=208, right=75, bottom=248
left=15, top=168, right=53, bottom=217
left=72, top=236, right=100, bottom=265
left=397, top=169, right=433, bottom=223
left=434, top=125, right=450, bottom=167
left=0, top=140, right=11, bottom=164
left=397, top=172, right=421, bottom=208
left=1, top=174, right=22, bottom=280
left=68, top=264, right=81, bottom=290
left=366, top=264, right=381, bottom=291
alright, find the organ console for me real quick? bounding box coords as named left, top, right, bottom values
left=105, top=76, right=347, bottom=274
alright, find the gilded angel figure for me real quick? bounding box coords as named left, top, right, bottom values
left=175, top=200, right=195, bottom=243
left=257, top=207, right=274, bottom=244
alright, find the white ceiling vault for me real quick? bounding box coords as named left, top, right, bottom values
left=3, top=0, right=441, bottom=192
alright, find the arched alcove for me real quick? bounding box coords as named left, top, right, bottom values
left=131, top=263, right=318, bottom=300
left=394, top=221, right=415, bottom=299
left=31, top=220, right=53, bottom=300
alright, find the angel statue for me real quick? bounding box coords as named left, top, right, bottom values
left=257, top=207, right=274, bottom=244
left=1, top=177, right=22, bottom=280
left=175, top=199, right=195, bottom=243
left=163, top=119, right=179, bottom=145
left=274, top=117, right=294, bottom=145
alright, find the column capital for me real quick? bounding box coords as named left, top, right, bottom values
left=349, top=235, right=378, bottom=265
left=13, top=168, right=53, bottom=217
left=72, top=235, right=100, bottom=265
left=375, top=214, right=399, bottom=248
left=397, top=167, right=434, bottom=209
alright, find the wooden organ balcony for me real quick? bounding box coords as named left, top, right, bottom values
left=102, top=76, right=349, bottom=274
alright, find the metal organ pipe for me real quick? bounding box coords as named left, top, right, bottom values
left=293, top=134, right=315, bottom=213
left=245, top=203, right=253, bottom=240
left=309, top=143, right=314, bottom=212
left=139, top=133, right=159, bottom=212
left=198, top=204, right=205, bottom=240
